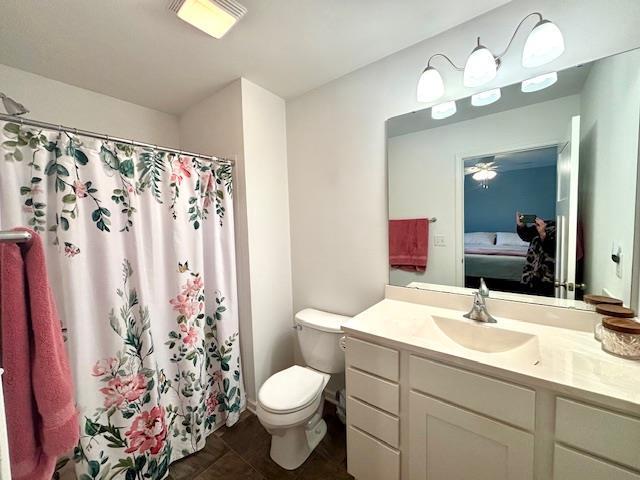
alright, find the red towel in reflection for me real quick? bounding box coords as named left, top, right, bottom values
left=389, top=218, right=428, bottom=271
left=0, top=228, right=79, bottom=480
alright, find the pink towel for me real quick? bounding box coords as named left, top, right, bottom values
left=0, top=228, right=79, bottom=480
left=389, top=219, right=429, bottom=271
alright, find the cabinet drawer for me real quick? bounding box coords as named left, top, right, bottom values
left=346, top=367, right=399, bottom=415
left=347, top=396, right=399, bottom=448
left=409, top=355, right=535, bottom=431
left=556, top=398, right=640, bottom=470
left=554, top=445, right=640, bottom=480
left=347, top=426, right=400, bottom=480
left=346, top=336, right=399, bottom=381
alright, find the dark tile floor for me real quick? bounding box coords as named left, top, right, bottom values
left=168, top=402, right=353, bottom=480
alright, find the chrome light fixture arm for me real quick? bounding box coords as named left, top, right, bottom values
left=494, top=12, right=544, bottom=60
left=425, top=53, right=464, bottom=72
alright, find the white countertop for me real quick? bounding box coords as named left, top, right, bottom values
left=343, top=298, right=640, bottom=411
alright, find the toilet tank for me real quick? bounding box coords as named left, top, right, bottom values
left=295, top=308, right=349, bottom=374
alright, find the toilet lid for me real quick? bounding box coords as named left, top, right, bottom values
left=258, top=366, right=325, bottom=413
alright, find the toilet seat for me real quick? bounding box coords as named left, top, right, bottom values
left=258, top=365, right=325, bottom=414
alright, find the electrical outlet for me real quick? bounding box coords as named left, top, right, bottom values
left=434, top=234, right=446, bottom=247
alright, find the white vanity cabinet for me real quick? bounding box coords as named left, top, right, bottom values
left=408, top=355, right=534, bottom=480
left=345, top=337, right=401, bottom=480
left=344, top=334, right=640, bottom=480
left=408, top=392, right=534, bottom=479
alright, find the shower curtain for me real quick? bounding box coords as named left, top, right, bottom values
left=0, top=121, right=245, bottom=479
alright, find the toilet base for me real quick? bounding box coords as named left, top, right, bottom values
left=269, top=417, right=327, bottom=470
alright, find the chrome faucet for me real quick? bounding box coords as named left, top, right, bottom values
left=464, top=278, right=497, bottom=323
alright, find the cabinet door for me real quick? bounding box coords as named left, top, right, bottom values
left=409, top=392, right=534, bottom=480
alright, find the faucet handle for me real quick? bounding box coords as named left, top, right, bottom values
left=478, top=278, right=490, bottom=298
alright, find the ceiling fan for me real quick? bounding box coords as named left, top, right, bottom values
left=465, top=160, right=498, bottom=187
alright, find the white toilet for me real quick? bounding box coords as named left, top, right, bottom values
left=256, top=308, right=348, bottom=470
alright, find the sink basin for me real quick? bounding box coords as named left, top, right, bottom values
left=412, top=314, right=541, bottom=367
left=432, top=316, right=536, bottom=353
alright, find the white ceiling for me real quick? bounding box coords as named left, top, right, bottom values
left=465, top=147, right=558, bottom=173
left=0, top=0, right=510, bottom=114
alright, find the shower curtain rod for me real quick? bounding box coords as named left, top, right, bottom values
left=0, top=113, right=234, bottom=166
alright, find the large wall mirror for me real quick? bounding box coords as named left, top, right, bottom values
left=387, top=47, right=640, bottom=309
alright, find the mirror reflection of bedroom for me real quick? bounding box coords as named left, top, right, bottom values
left=387, top=47, right=640, bottom=306
left=463, top=147, right=559, bottom=297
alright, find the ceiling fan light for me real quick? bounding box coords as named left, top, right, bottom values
left=522, top=20, right=565, bottom=68
left=471, top=88, right=501, bottom=107
left=417, top=66, right=445, bottom=103
left=472, top=170, right=497, bottom=181
left=170, top=0, right=247, bottom=39
left=464, top=45, right=497, bottom=87
left=521, top=71, right=558, bottom=92
left=431, top=101, right=457, bottom=120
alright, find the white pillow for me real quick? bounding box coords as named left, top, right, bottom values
left=464, top=232, right=496, bottom=246
left=496, top=232, right=529, bottom=247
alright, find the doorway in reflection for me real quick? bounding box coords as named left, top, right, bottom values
left=463, top=147, right=561, bottom=297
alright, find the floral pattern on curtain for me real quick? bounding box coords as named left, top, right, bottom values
left=0, top=121, right=244, bottom=480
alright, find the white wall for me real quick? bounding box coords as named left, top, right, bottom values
left=388, top=95, right=580, bottom=287
left=0, top=63, right=179, bottom=147
left=579, top=50, right=640, bottom=306
left=287, top=0, right=640, bottom=316
left=240, top=78, right=293, bottom=402
left=180, top=79, right=293, bottom=406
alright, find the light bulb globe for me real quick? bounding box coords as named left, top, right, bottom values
left=417, top=67, right=445, bottom=103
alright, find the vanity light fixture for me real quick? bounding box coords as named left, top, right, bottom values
left=416, top=12, right=564, bottom=102
left=169, top=0, right=247, bottom=39
left=463, top=40, right=498, bottom=87
left=522, top=20, right=565, bottom=68
left=417, top=66, right=445, bottom=103
left=521, top=72, right=558, bottom=93
left=431, top=101, right=457, bottom=120
left=471, top=88, right=501, bottom=107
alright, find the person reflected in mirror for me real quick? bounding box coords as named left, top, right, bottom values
left=516, top=212, right=556, bottom=297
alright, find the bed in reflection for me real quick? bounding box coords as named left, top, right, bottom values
left=464, top=232, right=529, bottom=292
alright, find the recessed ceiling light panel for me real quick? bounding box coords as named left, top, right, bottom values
left=170, top=0, right=247, bottom=39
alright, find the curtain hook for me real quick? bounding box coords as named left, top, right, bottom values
left=105, top=134, right=110, bottom=142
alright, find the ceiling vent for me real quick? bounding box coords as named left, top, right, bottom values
left=169, top=0, right=247, bottom=39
